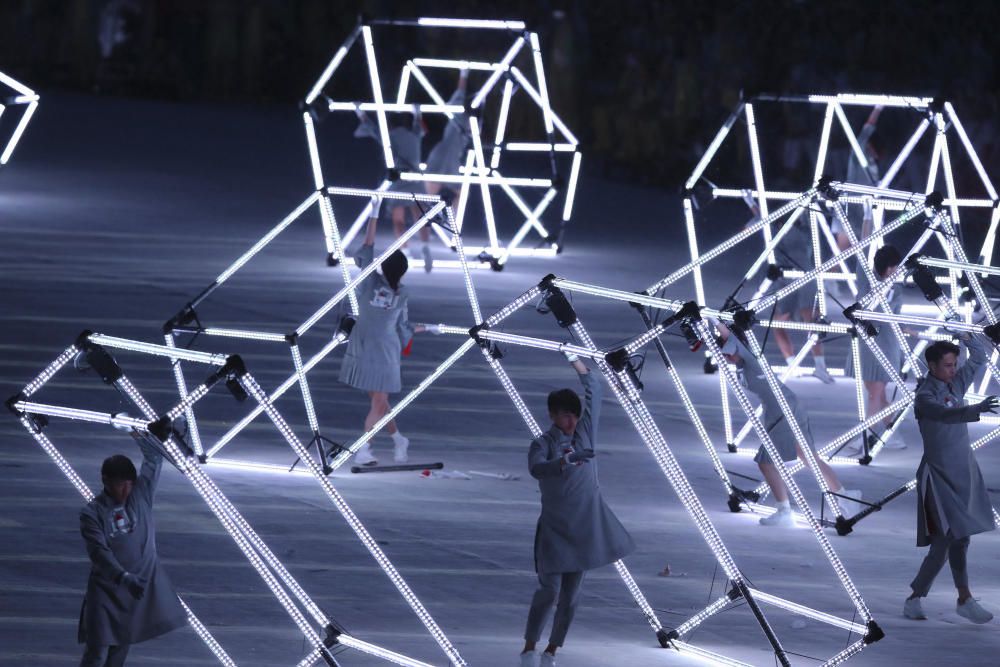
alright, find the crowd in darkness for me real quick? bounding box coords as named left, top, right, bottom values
left=2, top=0, right=998, bottom=192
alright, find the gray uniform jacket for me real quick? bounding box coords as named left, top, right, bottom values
left=849, top=266, right=904, bottom=383
left=736, top=342, right=810, bottom=465
left=339, top=244, right=415, bottom=393
left=354, top=112, right=425, bottom=204
left=772, top=217, right=816, bottom=314
left=425, top=87, right=470, bottom=176
left=529, top=371, right=635, bottom=574
left=842, top=123, right=879, bottom=234
left=914, top=335, right=994, bottom=546
left=78, top=438, right=186, bottom=646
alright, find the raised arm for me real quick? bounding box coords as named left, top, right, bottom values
left=915, top=390, right=982, bottom=424
left=80, top=508, right=127, bottom=583
left=956, top=334, right=987, bottom=391
left=353, top=110, right=378, bottom=140
left=133, top=433, right=164, bottom=506
left=529, top=437, right=565, bottom=479
left=574, top=363, right=602, bottom=448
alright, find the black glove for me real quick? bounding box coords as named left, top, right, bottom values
left=564, top=449, right=595, bottom=464
left=976, top=396, right=999, bottom=415
left=121, top=573, right=145, bottom=600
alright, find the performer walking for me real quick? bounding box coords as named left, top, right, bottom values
left=903, top=334, right=998, bottom=623
left=519, top=352, right=635, bottom=667
left=834, top=105, right=883, bottom=250
left=354, top=106, right=434, bottom=270
left=424, top=68, right=470, bottom=205
left=78, top=433, right=187, bottom=667
left=341, top=199, right=436, bottom=467
left=719, top=328, right=861, bottom=525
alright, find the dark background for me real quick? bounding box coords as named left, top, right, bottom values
left=2, top=0, right=997, bottom=189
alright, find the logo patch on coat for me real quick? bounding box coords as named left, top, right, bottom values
left=370, top=286, right=399, bottom=310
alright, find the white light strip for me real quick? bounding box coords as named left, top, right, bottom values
left=471, top=36, right=525, bottom=109
left=823, top=640, right=868, bottom=667
left=529, top=32, right=554, bottom=135
left=683, top=198, right=707, bottom=304
left=206, top=333, right=347, bottom=457
left=239, top=373, right=466, bottom=665
left=0, top=99, right=38, bottom=165
left=214, top=192, right=320, bottom=284
left=472, top=329, right=602, bottom=358
left=0, top=70, right=35, bottom=96
left=289, top=343, right=320, bottom=433
left=508, top=66, right=579, bottom=145
left=491, top=79, right=515, bottom=169
left=497, top=190, right=557, bottom=266
left=329, top=101, right=465, bottom=114
left=505, top=142, right=577, bottom=152
left=674, top=594, right=735, bottom=637
left=945, top=102, right=997, bottom=200
left=833, top=103, right=870, bottom=172
left=336, top=634, right=437, bottom=667
left=416, top=17, right=526, bottom=29
left=327, top=186, right=442, bottom=202
left=406, top=62, right=455, bottom=120
left=748, top=588, right=867, bottom=634
left=303, top=113, right=326, bottom=191
left=13, top=402, right=147, bottom=429
left=400, top=170, right=552, bottom=187
left=672, top=640, right=756, bottom=667
left=808, top=93, right=933, bottom=107
left=468, top=115, right=499, bottom=252
left=495, top=173, right=550, bottom=236
left=197, top=328, right=288, bottom=342
left=329, top=339, right=477, bottom=470
left=209, top=458, right=313, bottom=475
left=296, top=202, right=445, bottom=335
left=813, top=103, right=835, bottom=182
left=880, top=118, right=931, bottom=189
left=361, top=25, right=394, bottom=169
left=89, top=334, right=228, bottom=365
left=411, top=57, right=497, bottom=71
left=304, top=29, right=358, bottom=105
left=463, top=245, right=558, bottom=257
left=562, top=151, right=583, bottom=222
left=745, top=103, right=773, bottom=262
left=22, top=345, right=78, bottom=397
left=685, top=104, right=744, bottom=189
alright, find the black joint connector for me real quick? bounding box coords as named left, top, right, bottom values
left=903, top=253, right=924, bottom=271
left=925, top=191, right=944, bottom=211
left=605, top=348, right=630, bottom=373
left=844, top=304, right=878, bottom=338
left=727, top=584, right=744, bottom=601
left=5, top=392, right=25, bottom=415
left=222, top=355, right=247, bottom=378
left=732, top=308, right=757, bottom=333
left=983, top=323, right=1000, bottom=345
left=727, top=442, right=737, bottom=453
left=911, top=265, right=944, bottom=301
left=928, top=97, right=945, bottom=114
left=766, top=264, right=784, bottom=281
left=163, top=304, right=197, bottom=335
left=682, top=187, right=695, bottom=199
left=538, top=273, right=557, bottom=290
left=468, top=324, right=486, bottom=343
left=80, top=340, right=123, bottom=385
left=75, top=329, right=95, bottom=349
left=545, top=287, right=577, bottom=328
left=835, top=515, right=855, bottom=536
left=466, top=104, right=482, bottom=118
left=551, top=173, right=564, bottom=191
left=148, top=416, right=173, bottom=442
left=338, top=315, right=356, bottom=337
left=628, top=294, right=646, bottom=312
left=816, top=176, right=839, bottom=201
left=859, top=453, right=873, bottom=465
left=323, top=622, right=343, bottom=647
left=285, top=332, right=298, bottom=345
left=198, top=454, right=208, bottom=464
left=677, top=300, right=702, bottom=322
left=727, top=493, right=744, bottom=513
left=864, top=620, right=885, bottom=645
left=655, top=628, right=673, bottom=648
left=387, top=167, right=401, bottom=182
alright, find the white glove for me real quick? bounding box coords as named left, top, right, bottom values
left=562, top=349, right=580, bottom=363
left=424, top=324, right=442, bottom=335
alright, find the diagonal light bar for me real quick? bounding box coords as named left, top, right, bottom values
left=471, top=36, right=525, bottom=109
left=89, top=333, right=229, bottom=365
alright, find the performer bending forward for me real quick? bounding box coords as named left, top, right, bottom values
left=904, top=335, right=998, bottom=622
left=519, top=352, right=635, bottom=667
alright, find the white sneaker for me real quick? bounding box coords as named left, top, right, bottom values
left=393, top=435, right=410, bottom=463
left=957, top=598, right=994, bottom=624
left=540, top=652, right=556, bottom=667
left=421, top=244, right=433, bottom=273
left=835, top=489, right=863, bottom=517
left=519, top=651, right=538, bottom=667
left=759, top=507, right=795, bottom=526
left=354, top=443, right=377, bottom=467
left=903, top=597, right=927, bottom=620
left=811, top=367, right=835, bottom=384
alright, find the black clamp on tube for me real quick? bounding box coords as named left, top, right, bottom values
left=75, top=331, right=124, bottom=385
left=864, top=620, right=885, bottom=645
left=337, top=315, right=356, bottom=338
left=984, top=323, right=1000, bottom=346
left=5, top=392, right=25, bottom=416
left=148, top=416, right=194, bottom=459
left=843, top=304, right=878, bottom=338
left=468, top=324, right=503, bottom=359
left=605, top=348, right=643, bottom=391
left=910, top=265, right=944, bottom=302
left=925, top=191, right=944, bottom=212
left=766, top=264, right=784, bottom=281
left=544, top=288, right=577, bottom=328
left=163, top=303, right=199, bottom=335
left=816, top=175, right=839, bottom=201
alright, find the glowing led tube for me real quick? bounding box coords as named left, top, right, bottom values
left=671, top=641, right=756, bottom=667
left=411, top=57, right=497, bottom=71
left=198, top=328, right=288, bottom=342
left=304, top=27, right=359, bottom=105
left=327, top=186, right=442, bottom=202
left=0, top=99, right=38, bottom=165
left=89, top=334, right=228, bottom=365
left=471, top=36, right=525, bottom=109
left=164, top=335, right=205, bottom=458
left=416, top=17, right=526, bottom=29
left=22, top=345, right=78, bottom=397
left=748, top=588, right=867, bottom=634
left=13, top=402, right=148, bottom=429
left=685, top=103, right=744, bottom=189
left=508, top=66, right=579, bottom=145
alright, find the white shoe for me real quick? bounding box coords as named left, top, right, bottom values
left=393, top=435, right=410, bottom=463
left=811, top=367, right=835, bottom=384
left=354, top=443, right=377, bottom=467
left=835, top=489, right=863, bottom=517
left=957, top=598, right=994, bottom=624
left=421, top=244, right=433, bottom=273
left=759, top=507, right=795, bottom=526
left=540, top=652, right=556, bottom=667
left=519, top=651, right=538, bottom=667
left=903, top=596, right=927, bottom=620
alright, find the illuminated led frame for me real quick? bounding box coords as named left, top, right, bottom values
left=5, top=332, right=463, bottom=667
left=0, top=70, right=39, bottom=166
left=164, top=190, right=484, bottom=474
left=301, top=17, right=582, bottom=270
left=462, top=277, right=882, bottom=667
left=680, top=93, right=1000, bottom=312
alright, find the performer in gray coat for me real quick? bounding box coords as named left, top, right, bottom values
left=341, top=201, right=433, bottom=466
left=79, top=434, right=187, bottom=666
left=519, top=353, right=634, bottom=667
left=719, top=329, right=859, bottom=525
left=741, top=191, right=833, bottom=384
left=425, top=69, right=470, bottom=199
left=355, top=105, right=435, bottom=270
left=904, top=334, right=998, bottom=623
left=834, top=105, right=882, bottom=250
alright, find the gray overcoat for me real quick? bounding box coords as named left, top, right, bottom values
left=339, top=244, right=415, bottom=394
left=730, top=337, right=808, bottom=465
left=425, top=86, right=470, bottom=177
left=529, top=371, right=635, bottom=574
left=78, top=437, right=186, bottom=646
left=772, top=217, right=816, bottom=314
left=914, top=335, right=995, bottom=546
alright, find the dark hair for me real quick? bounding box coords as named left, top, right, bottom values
left=873, top=245, right=902, bottom=278
left=547, top=388, right=581, bottom=417
left=101, top=454, right=137, bottom=482
left=925, top=340, right=960, bottom=364
left=381, top=250, right=408, bottom=290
